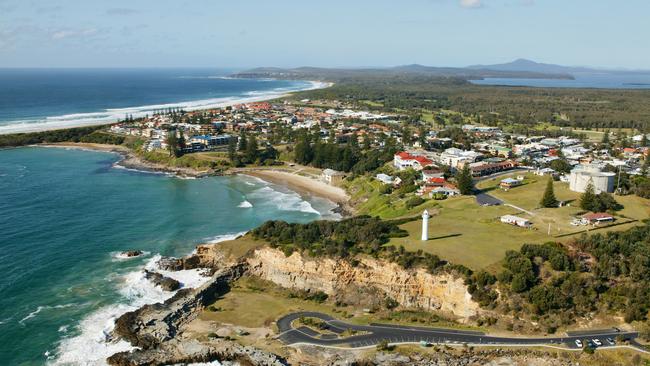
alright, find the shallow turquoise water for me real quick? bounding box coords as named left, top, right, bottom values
left=0, top=147, right=335, bottom=365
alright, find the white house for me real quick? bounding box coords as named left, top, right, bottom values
left=501, top=215, right=532, bottom=228
left=393, top=152, right=433, bottom=171
left=375, top=173, right=394, bottom=185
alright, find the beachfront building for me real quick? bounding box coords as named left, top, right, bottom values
left=569, top=164, right=615, bottom=193
left=321, top=169, right=345, bottom=185
left=393, top=152, right=433, bottom=171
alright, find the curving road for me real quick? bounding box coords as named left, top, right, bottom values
left=276, top=312, right=639, bottom=350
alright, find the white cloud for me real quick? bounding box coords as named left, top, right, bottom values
left=460, top=0, right=482, bottom=8
left=50, top=28, right=98, bottom=40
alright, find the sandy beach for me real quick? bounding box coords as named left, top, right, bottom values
left=0, top=80, right=333, bottom=135
left=239, top=169, right=353, bottom=215
left=38, top=143, right=353, bottom=214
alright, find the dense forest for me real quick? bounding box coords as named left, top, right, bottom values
left=294, top=76, right=650, bottom=130
left=474, top=222, right=650, bottom=332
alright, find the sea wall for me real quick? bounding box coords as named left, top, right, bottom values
left=246, top=247, right=480, bottom=321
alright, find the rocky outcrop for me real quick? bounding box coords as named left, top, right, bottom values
left=143, top=270, right=180, bottom=291
left=246, top=248, right=480, bottom=321
left=122, top=250, right=143, bottom=258
left=107, top=338, right=287, bottom=366
left=113, top=263, right=247, bottom=349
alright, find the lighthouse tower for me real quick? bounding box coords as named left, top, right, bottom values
left=421, top=209, right=430, bottom=241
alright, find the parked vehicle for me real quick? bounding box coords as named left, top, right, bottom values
left=592, top=339, right=602, bottom=347
left=575, top=339, right=583, bottom=347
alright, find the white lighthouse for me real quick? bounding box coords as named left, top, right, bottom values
left=421, top=209, right=429, bottom=241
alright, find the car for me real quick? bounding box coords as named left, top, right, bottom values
left=592, top=339, right=602, bottom=347
left=606, top=338, right=615, bottom=346
left=575, top=339, right=583, bottom=348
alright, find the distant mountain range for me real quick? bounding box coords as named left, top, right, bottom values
left=233, top=59, right=650, bottom=82
left=233, top=64, right=573, bottom=82
left=467, top=58, right=649, bottom=75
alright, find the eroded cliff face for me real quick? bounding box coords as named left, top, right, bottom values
left=246, top=247, right=480, bottom=321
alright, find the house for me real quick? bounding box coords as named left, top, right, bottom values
left=429, top=184, right=460, bottom=197
left=500, top=178, right=522, bottom=190
left=375, top=173, right=394, bottom=185
left=582, top=212, right=615, bottom=225
left=422, top=169, right=445, bottom=181
left=393, top=152, right=433, bottom=171
left=535, top=167, right=556, bottom=176
left=500, top=215, right=533, bottom=228
left=321, top=169, right=345, bottom=185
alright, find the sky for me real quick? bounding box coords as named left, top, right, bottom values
left=0, top=0, right=648, bottom=69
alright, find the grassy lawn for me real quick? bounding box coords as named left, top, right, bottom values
left=383, top=173, right=650, bottom=271
left=212, top=234, right=266, bottom=261
left=386, top=196, right=549, bottom=271
left=200, top=277, right=341, bottom=329
left=200, top=276, right=482, bottom=332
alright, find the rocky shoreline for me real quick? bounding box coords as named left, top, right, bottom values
left=40, top=142, right=215, bottom=178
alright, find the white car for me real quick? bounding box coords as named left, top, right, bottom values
left=575, top=339, right=583, bottom=348
left=592, top=339, right=602, bottom=347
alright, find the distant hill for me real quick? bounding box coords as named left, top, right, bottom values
left=467, top=58, right=650, bottom=75
left=232, top=64, right=573, bottom=82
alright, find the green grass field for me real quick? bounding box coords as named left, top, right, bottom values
left=383, top=173, right=650, bottom=271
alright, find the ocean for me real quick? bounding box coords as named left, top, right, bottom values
left=470, top=71, right=650, bottom=89
left=0, top=146, right=338, bottom=365
left=0, top=68, right=319, bottom=134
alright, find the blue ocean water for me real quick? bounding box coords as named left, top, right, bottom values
left=470, top=72, right=650, bottom=89
left=0, top=68, right=313, bottom=133
left=0, top=147, right=337, bottom=365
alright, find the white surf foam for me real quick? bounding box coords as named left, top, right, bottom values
left=19, top=303, right=80, bottom=325
left=238, top=200, right=253, bottom=208
left=51, top=255, right=212, bottom=365
left=203, top=232, right=247, bottom=244
left=0, top=81, right=327, bottom=135
left=111, top=250, right=150, bottom=261
left=249, top=185, right=320, bottom=215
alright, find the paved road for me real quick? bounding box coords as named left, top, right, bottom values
left=475, top=192, right=503, bottom=206
left=277, top=312, right=638, bottom=350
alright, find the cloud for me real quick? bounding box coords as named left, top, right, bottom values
left=459, top=0, right=482, bottom=8
left=106, top=8, right=139, bottom=16
left=50, top=28, right=98, bottom=40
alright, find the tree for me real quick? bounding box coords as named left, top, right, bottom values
left=166, top=130, right=180, bottom=157
left=245, top=135, right=259, bottom=163
left=238, top=131, right=247, bottom=151
left=540, top=177, right=559, bottom=208
left=227, top=137, right=237, bottom=163
left=455, top=164, right=474, bottom=195
left=549, top=159, right=572, bottom=174
left=580, top=181, right=598, bottom=211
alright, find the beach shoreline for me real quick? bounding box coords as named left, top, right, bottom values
left=236, top=168, right=354, bottom=217
left=37, top=143, right=353, bottom=215
left=0, top=80, right=333, bottom=135
left=39, top=142, right=213, bottom=178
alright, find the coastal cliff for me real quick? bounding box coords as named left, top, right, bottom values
left=246, top=247, right=480, bottom=321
